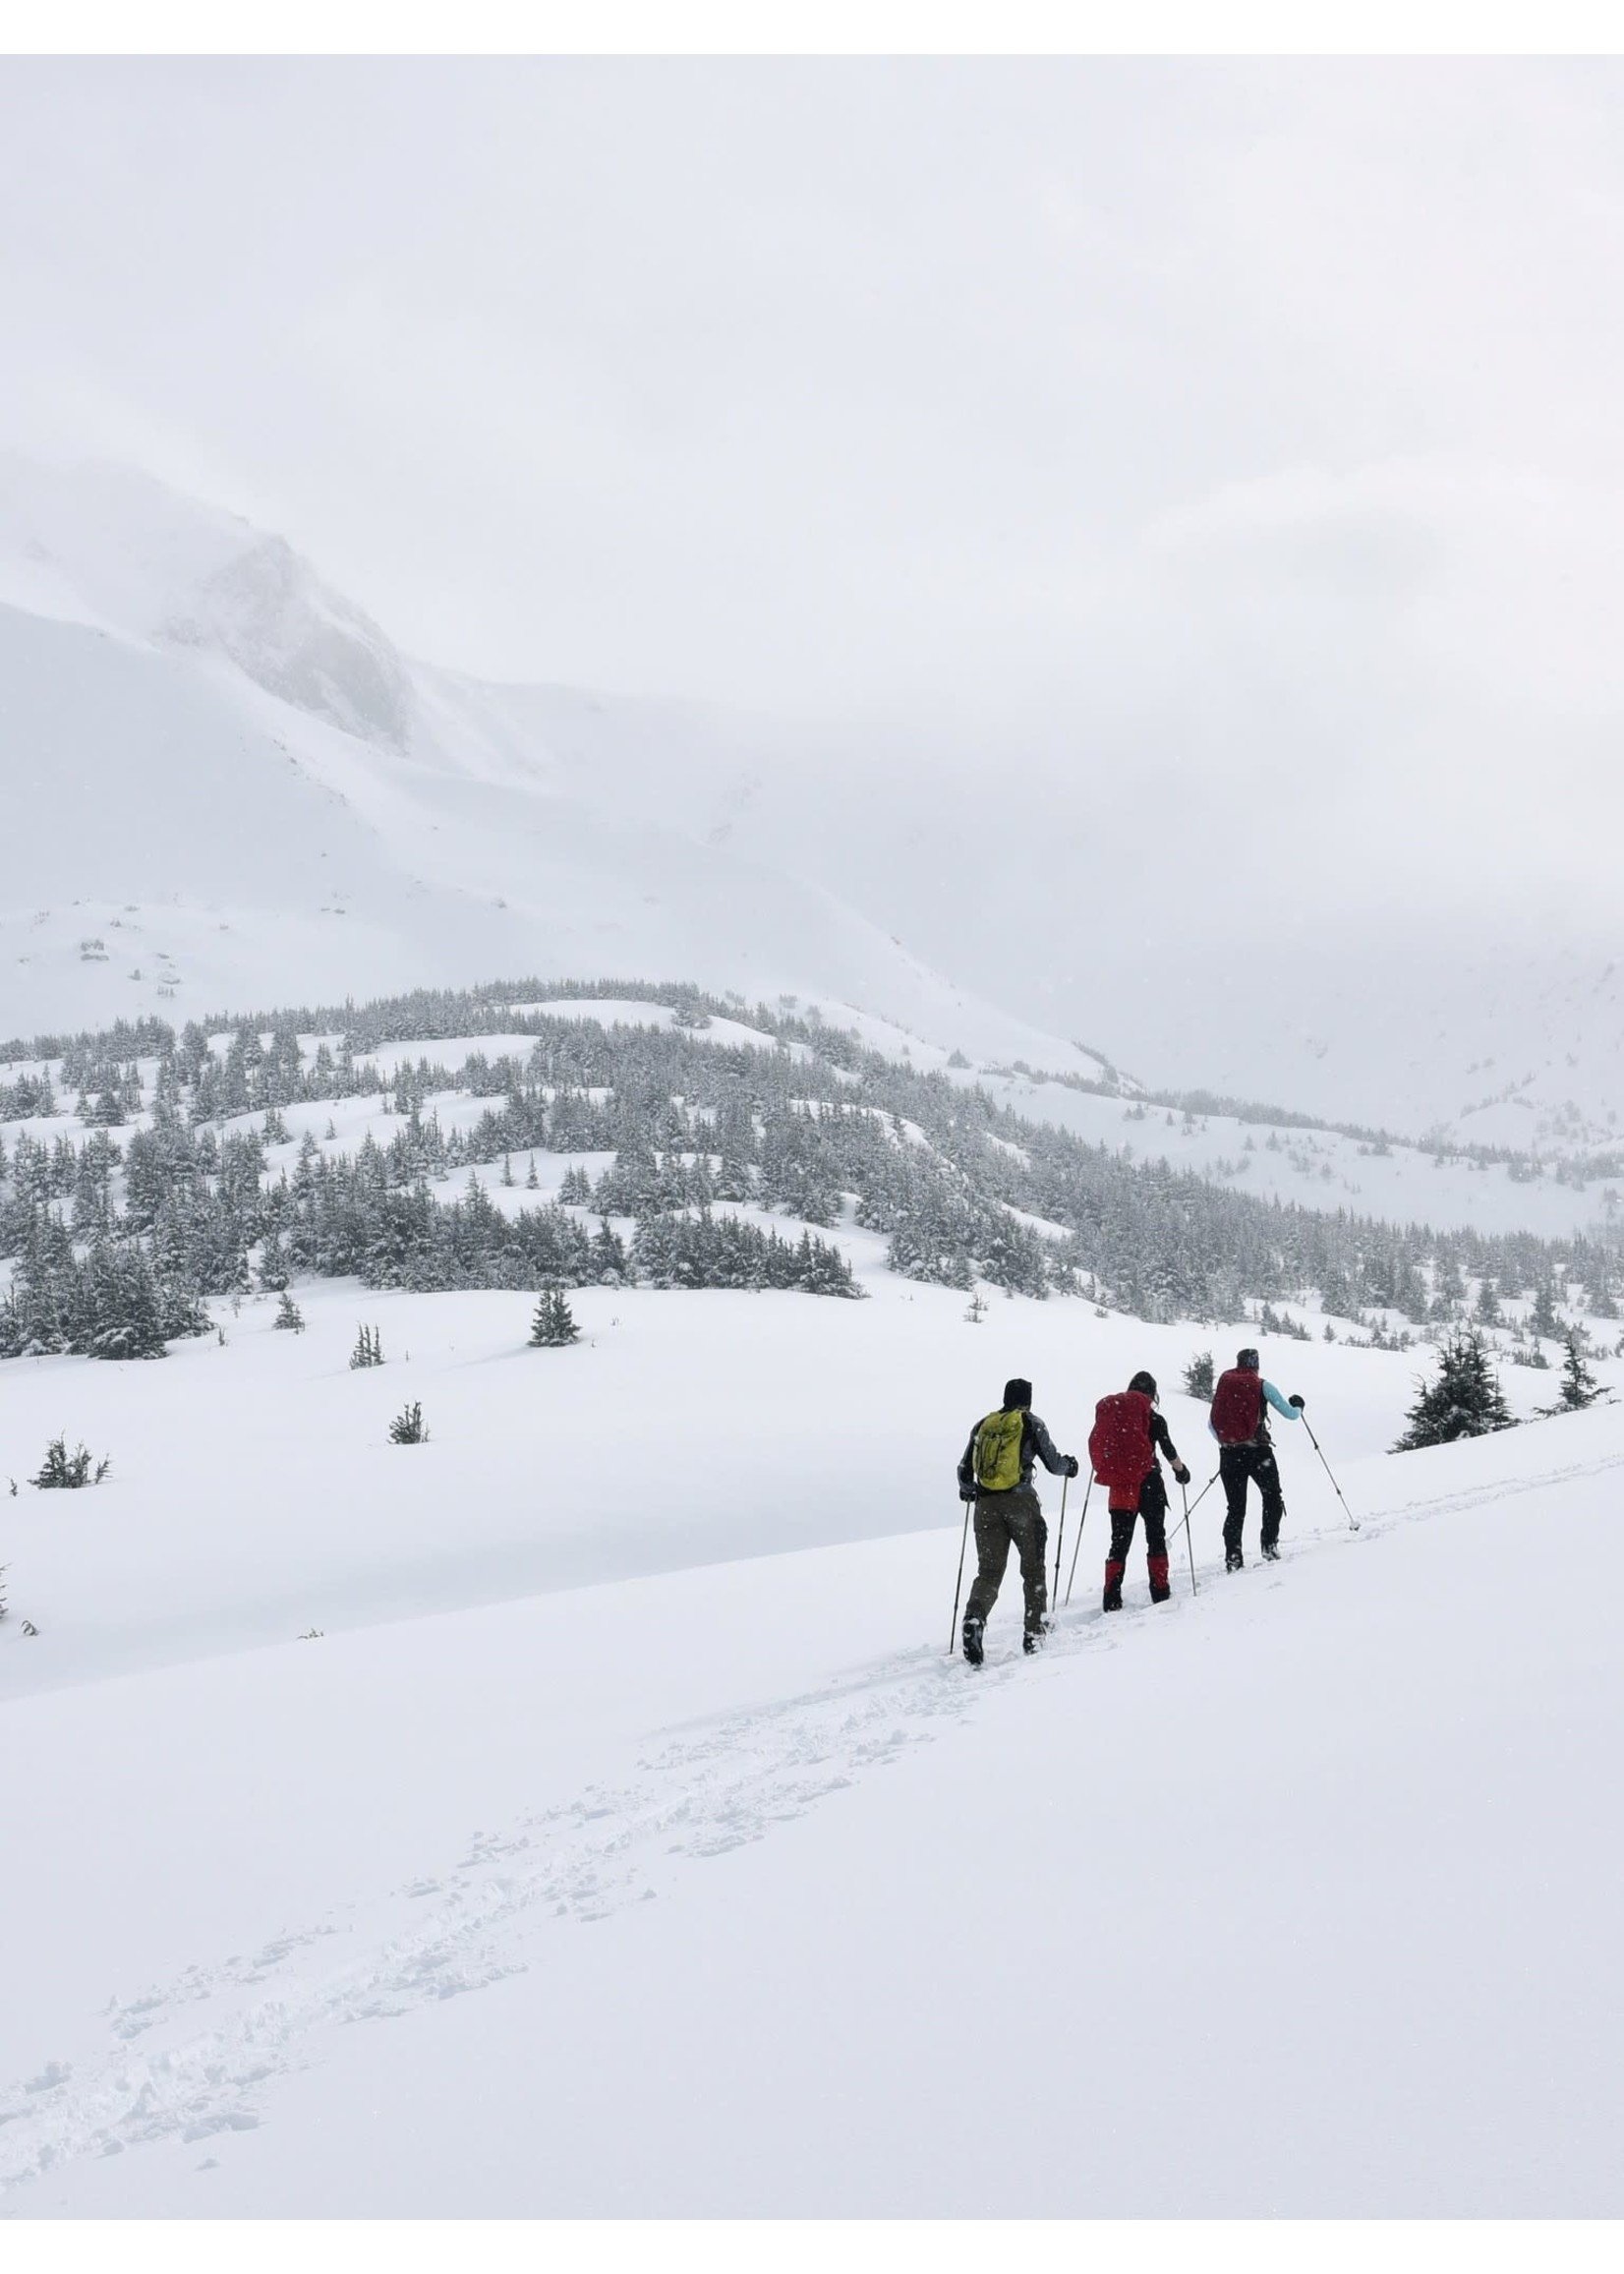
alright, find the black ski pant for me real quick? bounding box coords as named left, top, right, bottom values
left=1108, top=1471, right=1169, bottom=1563
left=965, top=1486, right=1048, bottom=1637
left=1220, top=1441, right=1285, bottom=1556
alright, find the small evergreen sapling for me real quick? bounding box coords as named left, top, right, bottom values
left=31, top=1436, right=110, bottom=1488
left=1182, top=1351, right=1215, bottom=1401
left=273, top=1291, right=306, bottom=1332
left=350, top=1323, right=384, bottom=1369
left=389, top=1401, right=429, bottom=1444
left=1551, top=1334, right=1603, bottom=1414
left=529, top=1289, right=580, bottom=1347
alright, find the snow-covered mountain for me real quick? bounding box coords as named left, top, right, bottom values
left=0, top=458, right=1110, bottom=1083
left=5, top=455, right=1621, bottom=1160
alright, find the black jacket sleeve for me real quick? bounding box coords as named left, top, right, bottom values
left=1151, top=1412, right=1183, bottom=1469
left=1024, top=1413, right=1069, bottom=1476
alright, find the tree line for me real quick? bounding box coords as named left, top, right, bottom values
left=1, top=980, right=1619, bottom=1362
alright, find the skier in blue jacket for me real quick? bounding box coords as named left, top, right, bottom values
left=1208, top=1346, right=1305, bottom=1569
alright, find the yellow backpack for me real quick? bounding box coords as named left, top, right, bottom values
left=972, top=1408, right=1025, bottom=1492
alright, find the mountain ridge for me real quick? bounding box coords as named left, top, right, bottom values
left=5, top=453, right=1621, bottom=1158
left=0, top=455, right=1112, bottom=1087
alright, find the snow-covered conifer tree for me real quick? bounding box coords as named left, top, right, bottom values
left=529, top=1288, right=580, bottom=1347
left=1393, top=1332, right=1514, bottom=1450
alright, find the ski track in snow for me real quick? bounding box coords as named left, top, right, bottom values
left=2, top=1441, right=1618, bottom=2199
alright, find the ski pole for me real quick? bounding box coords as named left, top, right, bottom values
left=1063, top=1474, right=1094, bottom=1605
left=1169, top=1468, right=1219, bottom=1587
left=1178, top=1478, right=1197, bottom=1595
left=1051, top=1471, right=1070, bottom=1608
left=1184, top=1469, right=1220, bottom=1523
left=948, top=1498, right=973, bottom=1654
left=1300, top=1414, right=1361, bottom=1533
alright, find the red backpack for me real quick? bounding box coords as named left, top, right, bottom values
left=1210, top=1369, right=1265, bottom=1446
left=1089, top=1389, right=1156, bottom=1512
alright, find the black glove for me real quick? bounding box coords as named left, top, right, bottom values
left=1289, top=1393, right=1305, bottom=1411
left=959, top=1485, right=976, bottom=1503
left=1064, top=1454, right=1080, bottom=1479
left=1174, top=1462, right=1190, bottom=1485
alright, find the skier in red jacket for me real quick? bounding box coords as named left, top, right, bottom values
left=1097, top=1370, right=1190, bottom=1611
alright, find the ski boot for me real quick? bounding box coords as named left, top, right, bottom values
left=1261, top=1540, right=1281, bottom=1563
left=962, top=1615, right=985, bottom=1668
left=1022, top=1617, right=1049, bottom=1656
left=1148, top=1553, right=1172, bottom=1604
left=1225, top=1548, right=1244, bottom=1573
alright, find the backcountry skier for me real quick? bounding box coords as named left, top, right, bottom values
left=1089, top=1370, right=1191, bottom=1611
left=1208, top=1346, right=1305, bottom=1570
left=957, top=1377, right=1079, bottom=1664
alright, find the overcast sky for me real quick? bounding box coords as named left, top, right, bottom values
left=3, top=56, right=1623, bottom=969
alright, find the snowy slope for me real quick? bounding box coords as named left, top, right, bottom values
left=1119, top=940, right=1624, bottom=1160
left=2, top=1307, right=1621, bottom=2215
left=0, top=1270, right=1434, bottom=1703
left=961, top=1070, right=1624, bottom=1241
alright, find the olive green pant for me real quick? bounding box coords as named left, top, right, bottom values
left=964, top=1486, right=1049, bottom=1636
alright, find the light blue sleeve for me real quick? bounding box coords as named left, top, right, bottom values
left=1263, top=1379, right=1301, bottom=1421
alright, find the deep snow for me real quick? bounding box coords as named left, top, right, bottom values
left=2, top=1270, right=1621, bottom=2217
left=0, top=1273, right=1456, bottom=1703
